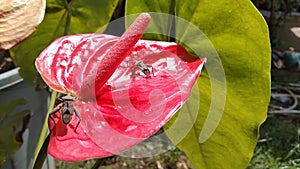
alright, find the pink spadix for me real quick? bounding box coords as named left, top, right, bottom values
left=80, top=13, right=151, bottom=100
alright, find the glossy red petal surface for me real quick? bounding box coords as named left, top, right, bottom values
left=79, top=40, right=206, bottom=155
left=47, top=112, right=112, bottom=162
left=35, top=34, right=119, bottom=94
left=39, top=34, right=205, bottom=161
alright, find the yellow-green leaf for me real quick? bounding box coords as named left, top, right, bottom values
left=126, top=1, right=271, bottom=168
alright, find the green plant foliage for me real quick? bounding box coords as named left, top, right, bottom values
left=125, top=0, right=175, bottom=41
left=11, top=0, right=118, bottom=86
left=0, top=99, right=29, bottom=166
left=248, top=115, right=300, bottom=168
left=126, top=0, right=271, bottom=168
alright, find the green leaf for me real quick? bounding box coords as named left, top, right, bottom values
left=11, top=0, right=118, bottom=86
left=125, top=0, right=175, bottom=41
left=126, top=1, right=271, bottom=168
left=0, top=99, right=29, bottom=166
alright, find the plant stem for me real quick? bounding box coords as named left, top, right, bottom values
left=64, top=0, right=72, bottom=36
left=91, top=156, right=115, bottom=169
left=31, top=91, right=57, bottom=169
left=168, top=0, right=176, bottom=42
left=32, top=134, right=50, bottom=169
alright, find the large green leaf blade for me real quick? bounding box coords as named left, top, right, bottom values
left=174, top=1, right=270, bottom=168
left=126, top=0, right=271, bottom=168
left=11, top=0, right=118, bottom=86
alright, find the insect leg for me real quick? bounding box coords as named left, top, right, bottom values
left=73, top=107, right=82, bottom=132
left=147, top=64, right=154, bottom=77
left=57, top=92, right=63, bottom=98
left=49, top=104, right=62, bottom=131
left=49, top=104, right=62, bottom=116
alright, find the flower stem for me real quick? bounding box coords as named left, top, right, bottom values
left=32, top=134, right=50, bottom=169
left=32, top=91, right=57, bottom=169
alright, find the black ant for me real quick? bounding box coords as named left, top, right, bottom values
left=49, top=92, right=81, bottom=132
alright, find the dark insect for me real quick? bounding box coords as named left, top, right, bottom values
left=49, top=92, right=81, bottom=132
left=132, top=60, right=154, bottom=78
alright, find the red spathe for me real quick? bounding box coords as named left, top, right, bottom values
left=36, top=34, right=205, bottom=161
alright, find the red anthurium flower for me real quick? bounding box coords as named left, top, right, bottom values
left=35, top=13, right=206, bottom=162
